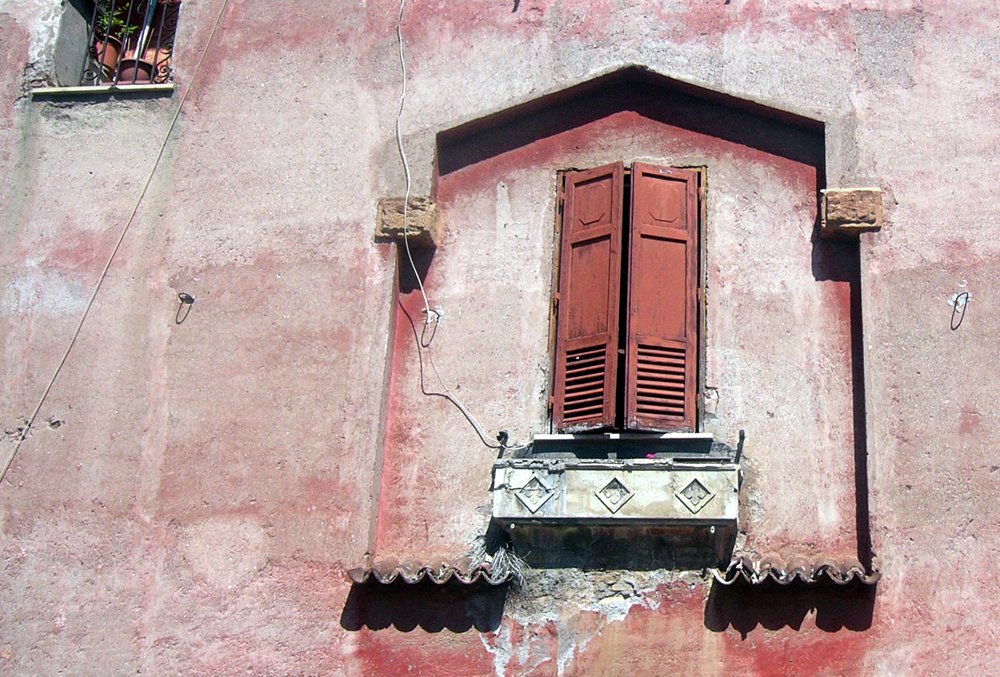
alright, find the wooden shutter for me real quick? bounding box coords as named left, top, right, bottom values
left=625, top=163, right=699, bottom=431
left=553, top=163, right=624, bottom=432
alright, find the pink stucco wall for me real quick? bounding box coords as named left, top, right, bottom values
left=1, top=0, right=998, bottom=674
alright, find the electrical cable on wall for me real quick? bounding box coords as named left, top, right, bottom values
left=0, top=0, right=233, bottom=486
left=394, top=0, right=526, bottom=454
left=394, top=0, right=437, bottom=344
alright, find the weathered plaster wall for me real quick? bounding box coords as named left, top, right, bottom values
left=1, top=0, right=999, bottom=674
left=376, top=101, right=855, bottom=564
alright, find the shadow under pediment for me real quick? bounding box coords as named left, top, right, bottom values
left=437, top=65, right=825, bottom=177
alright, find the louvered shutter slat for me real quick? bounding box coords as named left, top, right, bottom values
left=552, top=163, right=624, bottom=432
left=625, top=163, right=699, bottom=431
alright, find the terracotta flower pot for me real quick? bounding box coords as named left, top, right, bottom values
left=116, top=58, right=154, bottom=84
left=93, top=34, right=123, bottom=82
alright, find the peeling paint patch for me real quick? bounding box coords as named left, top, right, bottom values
left=500, top=569, right=707, bottom=675
left=2, top=266, right=87, bottom=315
left=0, top=0, right=61, bottom=92
left=181, top=517, right=267, bottom=588
left=479, top=623, right=512, bottom=677
left=2, top=0, right=62, bottom=65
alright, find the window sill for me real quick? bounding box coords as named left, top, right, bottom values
left=31, top=83, right=175, bottom=98
left=529, top=431, right=733, bottom=460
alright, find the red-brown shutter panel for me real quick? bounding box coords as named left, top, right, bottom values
left=625, top=163, right=699, bottom=431
left=553, top=163, right=624, bottom=432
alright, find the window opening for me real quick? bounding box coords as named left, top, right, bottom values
left=552, top=162, right=702, bottom=434
left=57, top=0, right=182, bottom=87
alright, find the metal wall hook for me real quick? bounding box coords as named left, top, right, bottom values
left=175, top=292, right=195, bottom=324
left=950, top=291, right=969, bottom=331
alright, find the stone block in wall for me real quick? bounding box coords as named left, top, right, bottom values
left=820, top=188, right=883, bottom=238
left=375, top=197, right=440, bottom=248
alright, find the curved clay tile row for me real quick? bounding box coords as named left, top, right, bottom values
left=711, top=554, right=881, bottom=586
left=346, top=557, right=511, bottom=586
left=348, top=554, right=880, bottom=587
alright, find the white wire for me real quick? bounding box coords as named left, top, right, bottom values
left=426, top=348, right=497, bottom=447
left=393, top=0, right=526, bottom=454
left=394, top=0, right=434, bottom=331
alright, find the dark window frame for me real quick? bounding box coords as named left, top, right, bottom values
left=549, top=162, right=706, bottom=434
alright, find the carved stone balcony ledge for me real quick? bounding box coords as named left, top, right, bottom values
left=491, top=433, right=741, bottom=568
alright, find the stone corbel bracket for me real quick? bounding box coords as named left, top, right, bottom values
left=375, top=196, right=441, bottom=248
left=820, top=188, right=883, bottom=238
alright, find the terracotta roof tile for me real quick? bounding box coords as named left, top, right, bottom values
left=711, top=554, right=881, bottom=586
left=347, top=558, right=511, bottom=586
left=349, top=554, right=879, bottom=587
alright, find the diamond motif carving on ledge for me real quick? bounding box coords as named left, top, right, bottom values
left=676, top=478, right=715, bottom=514
left=595, top=477, right=634, bottom=514
left=515, top=476, right=554, bottom=514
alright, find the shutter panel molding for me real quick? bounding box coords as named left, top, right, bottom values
left=553, top=163, right=624, bottom=432
left=625, top=163, right=699, bottom=431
